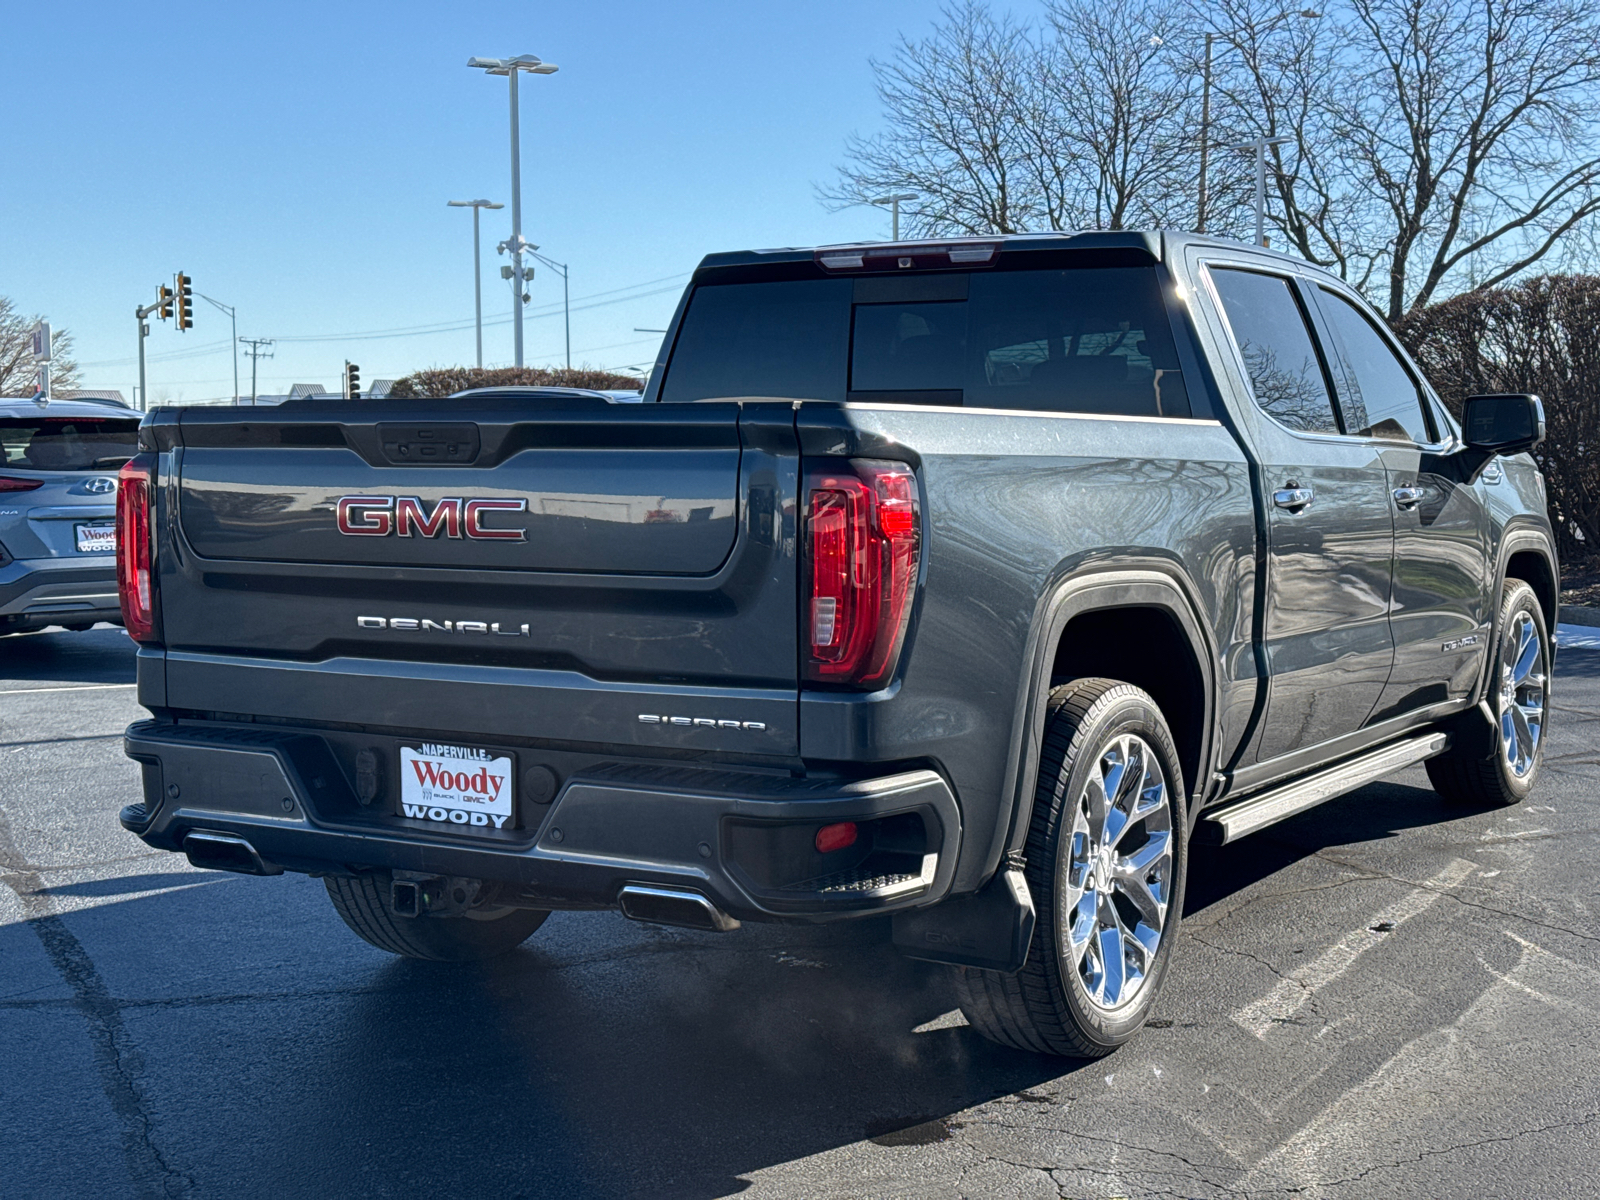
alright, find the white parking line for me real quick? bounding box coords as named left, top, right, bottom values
left=0, top=684, right=137, bottom=696
left=1233, top=858, right=1478, bottom=1038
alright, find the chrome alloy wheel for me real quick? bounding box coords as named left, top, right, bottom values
left=1061, top=733, right=1174, bottom=1012
left=1499, top=610, right=1547, bottom=779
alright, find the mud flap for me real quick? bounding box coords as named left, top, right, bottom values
left=891, top=865, right=1035, bottom=973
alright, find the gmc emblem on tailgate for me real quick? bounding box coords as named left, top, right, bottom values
left=335, top=495, right=528, bottom=541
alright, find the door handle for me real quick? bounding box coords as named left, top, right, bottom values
left=1392, top=485, right=1426, bottom=509
left=1272, top=487, right=1314, bottom=512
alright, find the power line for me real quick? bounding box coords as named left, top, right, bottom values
left=268, top=274, right=688, bottom=343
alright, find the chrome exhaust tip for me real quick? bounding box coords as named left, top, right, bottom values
left=182, top=831, right=283, bottom=877
left=618, top=885, right=740, bottom=932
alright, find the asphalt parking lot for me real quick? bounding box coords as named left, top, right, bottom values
left=2, top=624, right=1597, bottom=1199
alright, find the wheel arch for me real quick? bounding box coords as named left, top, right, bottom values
left=987, top=566, right=1220, bottom=883
left=1481, top=523, right=1560, bottom=705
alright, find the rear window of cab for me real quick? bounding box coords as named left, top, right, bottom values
left=659, top=266, right=1193, bottom=418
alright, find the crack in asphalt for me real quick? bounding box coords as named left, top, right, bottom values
left=0, top=809, right=194, bottom=1199
left=1307, top=850, right=1600, bottom=949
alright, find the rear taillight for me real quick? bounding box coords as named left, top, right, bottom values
left=117, top=453, right=159, bottom=644
left=0, top=477, right=44, bottom=492
left=803, top=459, right=920, bottom=688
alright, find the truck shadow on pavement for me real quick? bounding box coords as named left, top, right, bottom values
left=0, top=625, right=135, bottom=685
left=1186, top=778, right=1471, bottom=918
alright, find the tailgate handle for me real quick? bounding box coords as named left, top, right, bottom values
left=376, top=423, right=481, bottom=466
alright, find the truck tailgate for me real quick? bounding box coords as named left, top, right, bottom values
left=152, top=398, right=800, bottom=754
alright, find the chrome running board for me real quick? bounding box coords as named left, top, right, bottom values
left=1198, top=732, right=1450, bottom=846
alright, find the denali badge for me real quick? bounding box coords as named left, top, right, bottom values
left=358, top=616, right=529, bottom=636
left=638, top=714, right=768, bottom=731
left=336, top=495, right=528, bottom=541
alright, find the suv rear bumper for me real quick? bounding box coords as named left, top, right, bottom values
left=0, top=557, right=121, bottom=630
left=121, top=719, right=961, bottom=923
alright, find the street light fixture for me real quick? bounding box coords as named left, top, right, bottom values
left=468, top=53, right=559, bottom=369
left=447, top=199, right=504, bottom=368
left=870, top=192, right=919, bottom=240
left=1196, top=9, right=1321, bottom=236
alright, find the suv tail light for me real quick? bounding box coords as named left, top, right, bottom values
left=117, top=453, right=159, bottom=644
left=803, top=459, right=920, bottom=688
left=0, top=477, right=44, bottom=492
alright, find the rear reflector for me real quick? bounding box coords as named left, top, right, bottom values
left=815, top=821, right=859, bottom=854
left=116, top=453, right=159, bottom=644
left=0, top=477, right=44, bottom=492
left=803, top=459, right=920, bottom=689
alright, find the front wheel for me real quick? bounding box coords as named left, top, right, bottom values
left=325, top=872, right=549, bottom=961
left=954, top=678, right=1187, bottom=1057
left=1426, top=578, right=1550, bottom=807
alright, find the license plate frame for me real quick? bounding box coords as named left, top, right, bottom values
left=396, top=743, right=517, bottom=832
left=75, top=522, right=116, bottom=554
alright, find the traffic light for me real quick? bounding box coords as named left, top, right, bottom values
left=158, top=286, right=173, bottom=321
left=175, top=273, right=193, bottom=330
left=345, top=361, right=360, bottom=400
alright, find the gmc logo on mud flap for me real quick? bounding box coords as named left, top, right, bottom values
left=336, top=495, right=527, bottom=541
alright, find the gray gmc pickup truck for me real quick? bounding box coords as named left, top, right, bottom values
left=117, top=232, right=1556, bottom=1057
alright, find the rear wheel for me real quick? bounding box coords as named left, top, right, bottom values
left=1426, top=579, right=1549, bottom=808
left=954, top=679, right=1187, bottom=1057
left=325, top=871, right=549, bottom=961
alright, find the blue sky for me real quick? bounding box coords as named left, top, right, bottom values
left=2, top=1, right=1029, bottom=402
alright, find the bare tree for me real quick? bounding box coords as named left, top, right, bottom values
left=824, top=0, right=1204, bottom=236
left=0, top=296, right=80, bottom=396
left=1039, top=0, right=1201, bottom=230
left=824, top=3, right=1044, bottom=236
left=1203, top=0, right=1600, bottom=319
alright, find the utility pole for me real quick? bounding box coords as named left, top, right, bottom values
left=468, top=54, right=559, bottom=369
left=871, top=193, right=919, bottom=240
left=448, top=199, right=504, bottom=368
left=1198, top=33, right=1213, bottom=234
left=527, top=248, right=570, bottom=369
left=1228, top=135, right=1291, bottom=246
left=240, top=337, right=274, bottom=405
left=199, top=295, right=239, bottom=404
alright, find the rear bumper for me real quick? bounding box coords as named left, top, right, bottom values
left=121, top=719, right=961, bottom=923
left=0, top=557, right=121, bottom=629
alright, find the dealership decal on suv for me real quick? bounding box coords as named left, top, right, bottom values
left=336, top=495, right=528, bottom=541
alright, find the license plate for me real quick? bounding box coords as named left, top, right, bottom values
left=398, top=744, right=515, bottom=830
left=75, top=522, right=116, bottom=554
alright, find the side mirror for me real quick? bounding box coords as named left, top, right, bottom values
left=1462, top=393, right=1544, bottom=456
left=1437, top=393, right=1545, bottom=485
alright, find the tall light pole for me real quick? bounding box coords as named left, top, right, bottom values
left=468, top=53, right=559, bottom=369
left=871, top=192, right=918, bottom=240
left=1197, top=9, right=1321, bottom=235
left=199, top=294, right=239, bottom=404
left=1227, top=135, right=1292, bottom=246
left=527, top=248, right=570, bottom=369
left=447, top=199, right=504, bottom=368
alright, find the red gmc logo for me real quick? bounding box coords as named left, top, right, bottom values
left=335, top=495, right=528, bottom=541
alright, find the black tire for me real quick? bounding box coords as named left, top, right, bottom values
left=954, top=679, right=1188, bottom=1057
left=1426, top=579, right=1550, bottom=808
left=324, top=872, right=549, bottom=961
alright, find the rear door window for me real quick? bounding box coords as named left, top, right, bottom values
left=660, top=265, right=1193, bottom=417
left=0, top=417, right=140, bottom=470
left=1210, top=268, right=1340, bottom=435
left=1316, top=288, right=1435, bottom=443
